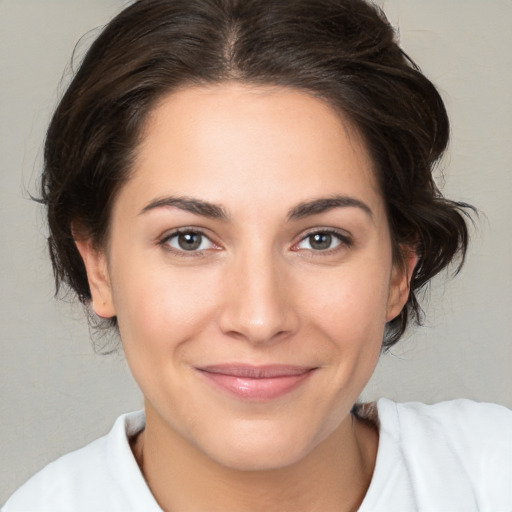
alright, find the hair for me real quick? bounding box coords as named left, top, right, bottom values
left=42, top=0, right=473, bottom=349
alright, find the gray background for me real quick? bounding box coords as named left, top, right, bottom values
left=1, top=0, right=511, bottom=504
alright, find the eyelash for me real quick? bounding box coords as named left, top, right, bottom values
left=159, top=228, right=219, bottom=257
left=158, top=228, right=352, bottom=257
left=292, top=229, right=353, bottom=255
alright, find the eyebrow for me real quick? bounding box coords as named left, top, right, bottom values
left=139, top=194, right=373, bottom=223
left=287, top=195, right=374, bottom=222
left=139, top=196, right=229, bottom=220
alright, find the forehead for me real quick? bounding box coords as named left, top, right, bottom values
left=120, top=83, right=384, bottom=221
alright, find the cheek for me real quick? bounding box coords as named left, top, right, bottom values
left=301, top=260, right=391, bottom=345
left=110, top=259, right=223, bottom=354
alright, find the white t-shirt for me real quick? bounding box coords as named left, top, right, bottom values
left=3, top=398, right=512, bottom=512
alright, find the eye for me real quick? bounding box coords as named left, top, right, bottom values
left=163, top=230, right=215, bottom=252
left=295, top=231, right=348, bottom=251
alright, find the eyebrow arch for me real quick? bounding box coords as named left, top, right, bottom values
left=287, top=195, right=374, bottom=222
left=139, top=196, right=229, bottom=220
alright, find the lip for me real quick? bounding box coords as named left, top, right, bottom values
left=196, top=364, right=317, bottom=401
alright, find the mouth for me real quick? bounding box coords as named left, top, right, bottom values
left=196, top=364, right=317, bottom=401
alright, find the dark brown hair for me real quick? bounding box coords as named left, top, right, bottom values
left=42, top=0, right=473, bottom=348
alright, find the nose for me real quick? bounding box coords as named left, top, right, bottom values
left=217, top=249, right=300, bottom=345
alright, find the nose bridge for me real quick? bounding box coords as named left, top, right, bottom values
left=218, top=242, right=297, bottom=344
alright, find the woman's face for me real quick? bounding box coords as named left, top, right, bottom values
left=80, top=84, right=411, bottom=470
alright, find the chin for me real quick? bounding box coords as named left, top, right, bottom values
left=197, top=418, right=331, bottom=472
left=211, top=443, right=310, bottom=472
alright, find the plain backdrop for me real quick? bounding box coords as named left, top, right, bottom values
left=1, top=0, right=511, bottom=504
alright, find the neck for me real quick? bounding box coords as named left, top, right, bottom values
left=131, top=402, right=378, bottom=512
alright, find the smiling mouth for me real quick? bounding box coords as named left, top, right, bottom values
left=196, top=364, right=317, bottom=401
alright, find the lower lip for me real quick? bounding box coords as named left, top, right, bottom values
left=197, top=370, right=315, bottom=401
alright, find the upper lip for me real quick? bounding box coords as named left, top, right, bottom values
left=196, top=365, right=316, bottom=378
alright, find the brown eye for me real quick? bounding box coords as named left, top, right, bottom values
left=178, top=232, right=202, bottom=251
left=165, top=231, right=214, bottom=252
left=309, top=233, right=333, bottom=250
left=295, top=230, right=348, bottom=252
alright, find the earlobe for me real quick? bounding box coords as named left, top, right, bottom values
left=74, top=236, right=116, bottom=318
left=386, top=249, right=418, bottom=322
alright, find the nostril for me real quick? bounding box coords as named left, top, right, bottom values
left=218, top=308, right=298, bottom=345
left=217, top=258, right=300, bottom=344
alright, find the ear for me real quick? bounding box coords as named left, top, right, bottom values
left=386, top=248, right=418, bottom=322
left=74, top=235, right=116, bottom=318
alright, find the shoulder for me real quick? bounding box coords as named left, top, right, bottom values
left=376, top=398, right=512, bottom=510
left=3, top=434, right=111, bottom=512
left=378, top=397, right=512, bottom=449
left=2, top=411, right=159, bottom=512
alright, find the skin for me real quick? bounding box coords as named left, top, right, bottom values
left=76, top=83, right=414, bottom=512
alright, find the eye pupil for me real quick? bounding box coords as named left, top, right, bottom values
left=178, top=232, right=202, bottom=251
left=310, top=233, right=332, bottom=250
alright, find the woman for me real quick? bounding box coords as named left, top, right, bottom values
left=3, top=0, right=511, bottom=510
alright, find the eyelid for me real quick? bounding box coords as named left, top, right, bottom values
left=157, top=226, right=352, bottom=256
left=158, top=227, right=221, bottom=256
left=291, top=228, right=353, bottom=252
